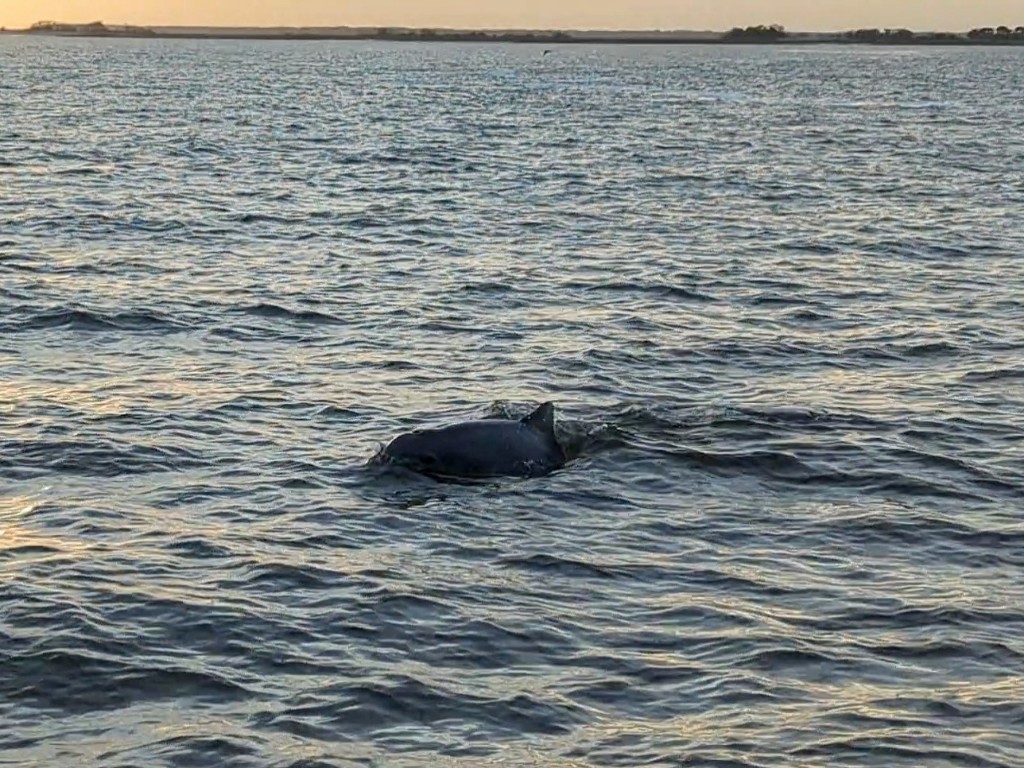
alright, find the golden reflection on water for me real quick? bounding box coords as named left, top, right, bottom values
left=0, top=494, right=89, bottom=562
left=572, top=673, right=1024, bottom=748
left=0, top=371, right=257, bottom=419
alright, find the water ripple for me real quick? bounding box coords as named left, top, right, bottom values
left=1, top=36, right=1022, bottom=768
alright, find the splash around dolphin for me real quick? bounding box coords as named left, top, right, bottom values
left=375, top=402, right=566, bottom=480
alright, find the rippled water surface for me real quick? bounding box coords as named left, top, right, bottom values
left=2, top=37, right=1024, bottom=767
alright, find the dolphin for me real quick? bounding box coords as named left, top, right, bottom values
left=377, top=402, right=566, bottom=480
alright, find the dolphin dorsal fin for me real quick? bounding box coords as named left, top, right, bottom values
left=521, top=402, right=556, bottom=437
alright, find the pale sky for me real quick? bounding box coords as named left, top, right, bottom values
left=2, top=1, right=1021, bottom=32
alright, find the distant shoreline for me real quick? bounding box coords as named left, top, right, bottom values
left=3, top=22, right=1024, bottom=46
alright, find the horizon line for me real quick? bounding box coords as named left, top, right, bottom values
left=6, top=20, right=1024, bottom=34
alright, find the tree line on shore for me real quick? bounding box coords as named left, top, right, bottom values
left=966, top=26, right=1024, bottom=39
left=14, top=20, right=1024, bottom=44
left=727, top=24, right=1024, bottom=43
left=25, top=20, right=156, bottom=35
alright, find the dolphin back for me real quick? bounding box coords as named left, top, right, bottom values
left=381, top=402, right=566, bottom=479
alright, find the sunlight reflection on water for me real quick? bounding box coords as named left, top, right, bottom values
left=0, top=36, right=1022, bottom=768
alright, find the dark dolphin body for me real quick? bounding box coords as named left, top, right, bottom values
left=377, top=402, right=566, bottom=480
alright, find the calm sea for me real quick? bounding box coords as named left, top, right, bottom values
left=1, top=36, right=1023, bottom=767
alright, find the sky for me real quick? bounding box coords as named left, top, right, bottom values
left=2, top=1, right=1022, bottom=32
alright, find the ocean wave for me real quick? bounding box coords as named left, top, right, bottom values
left=785, top=308, right=832, bottom=321
left=961, top=366, right=1024, bottom=382
left=230, top=212, right=309, bottom=225
left=0, top=438, right=207, bottom=477
left=2, top=307, right=190, bottom=334
left=1, top=648, right=250, bottom=713
left=259, top=675, right=585, bottom=738
left=234, top=302, right=344, bottom=325
left=567, top=280, right=717, bottom=302
left=648, top=445, right=817, bottom=478
left=788, top=739, right=1009, bottom=768
left=459, top=281, right=517, bottom=294
left=240, top=561, right=348, bottom=591
left=497, top=553, right=622, bottom=579
left=749, top=293, right=822, bottom=307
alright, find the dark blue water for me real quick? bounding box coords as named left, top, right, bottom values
left=2, top=36, right=1023, bottom=767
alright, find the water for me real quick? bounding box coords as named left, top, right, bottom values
left=2, top=36, right=1023, bottom=767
